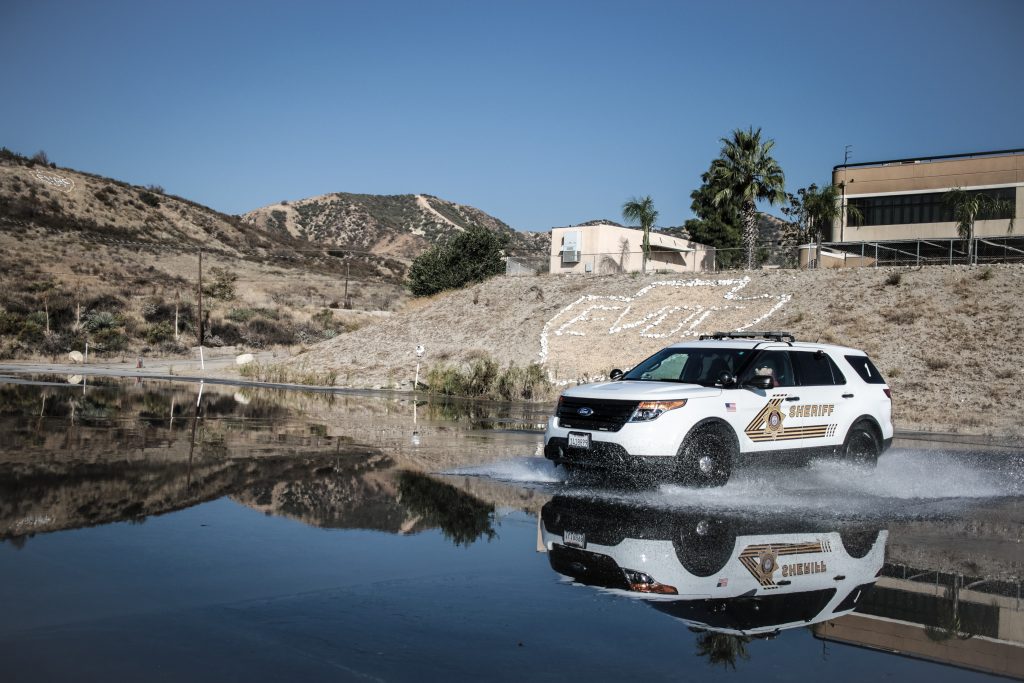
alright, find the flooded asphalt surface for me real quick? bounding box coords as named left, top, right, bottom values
left=0, top=376, right=1021, bottom=681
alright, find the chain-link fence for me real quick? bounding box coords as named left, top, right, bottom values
left=509, top=235, right=1024, bottom=275
left=823, top=236, right=1024, bottom=268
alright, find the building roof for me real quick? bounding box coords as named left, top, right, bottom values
left=834, top=147, right=1024, bottom=172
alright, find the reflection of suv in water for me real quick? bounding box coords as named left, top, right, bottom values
left=544, top=332, right=893, bottom=485
left=540, top=496, right=887, bottom=637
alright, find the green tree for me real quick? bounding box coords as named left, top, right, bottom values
left=408, top=226, right=508, bottom=296
left=709, top=127, right=786, bottom=270
left=622, top=196, right=659, bottom=274
left=783, top=183, right=862, bottom=267
left=685, top=165, right=743, bottom=268
left=943, top=188, right=1015, bottom=265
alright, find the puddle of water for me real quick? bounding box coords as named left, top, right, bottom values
left=0, top=376, right=1020, bottom=681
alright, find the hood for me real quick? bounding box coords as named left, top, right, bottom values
left=562, top=381, right=721, bottom=402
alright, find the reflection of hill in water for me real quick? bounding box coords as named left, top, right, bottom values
left=232, top=468, right=422, bottom=534
left=0, top=381, right=513, bottom=545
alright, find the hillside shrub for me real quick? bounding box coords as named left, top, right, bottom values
left=138, top=190, right=161, bottom=208
left=425, top=355, right=550, bottom=401
left=144, top=322, right=174, bottom=345
left=204, top=267, right=237, bottom=301
left=244, top=317, right=296, bottom=347
left=407, top=226, right=507, bottom=296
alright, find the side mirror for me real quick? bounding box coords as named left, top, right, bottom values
left=719, top=372, right=736, bottom=388
left=609, top=368, right=624, bottom=381
left=746, top=375, right=773, bottom=390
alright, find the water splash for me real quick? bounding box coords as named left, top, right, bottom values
left=448, top=449, right=1023, bottom=518
left=446, top=457, right=567, bottom=484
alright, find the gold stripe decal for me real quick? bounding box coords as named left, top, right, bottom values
left=737, top=541, right=832, bottom=589
left=744, top=397, right=834, bottom=442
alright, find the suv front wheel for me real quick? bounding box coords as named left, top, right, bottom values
left=676, top=424, right=736, bottom=487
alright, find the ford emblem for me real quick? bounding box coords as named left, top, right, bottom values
left=577, top=407, right=594, bottom=417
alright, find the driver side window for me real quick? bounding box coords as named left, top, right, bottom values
left=740, top=351, right=796, bottom=388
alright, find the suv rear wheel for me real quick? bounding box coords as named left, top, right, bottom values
left=676, top=425, right=735, bottom=487
left=841, top=420, right=881, bottom=465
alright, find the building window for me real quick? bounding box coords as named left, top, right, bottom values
left=848, top=187, right=1016, bottom=227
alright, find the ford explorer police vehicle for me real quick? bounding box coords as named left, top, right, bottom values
left=543, top=331, right=893, bottom=486
left=540, top=496, right=886, bottom=637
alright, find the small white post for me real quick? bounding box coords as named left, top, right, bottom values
left=199, top=345, right=205, bottom=371
left=414, top=344, right=425, bottom=389
left=84, top=342, right=89, bottom=364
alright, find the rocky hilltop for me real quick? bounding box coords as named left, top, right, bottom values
left=244, top=192, right=548, bottom=261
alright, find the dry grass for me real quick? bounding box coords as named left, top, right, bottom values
left=278, top=264, right=1024, bottom=435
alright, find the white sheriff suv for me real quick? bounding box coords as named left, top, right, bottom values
left=543, top=331, right=893, bottom=485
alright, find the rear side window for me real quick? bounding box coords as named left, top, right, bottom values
left=792, top=351, right=847, bottom=386
left=845, top=355, right=887, bottom=384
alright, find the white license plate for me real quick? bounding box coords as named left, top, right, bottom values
left=568, top=432, right=591, bottom=449
left=563, top=530, right=586, bottom=548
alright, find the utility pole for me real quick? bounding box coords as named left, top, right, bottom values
left=197, top=249, right=205, bottom=370
left=197, top=249, right=204, bottom=346
left=344, top=260, right=350, bottom=308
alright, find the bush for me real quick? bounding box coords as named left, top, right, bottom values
left=204, top=267, right=237, bottom=301
left=425, top=355, right=550, bottom=401
left=244, top=317, right=296, bottom=347
left=144, top=322, right=174, bottom=345
left=407, top=226, right=507, bottom=296
left=137, top=190, right=161, bottom=208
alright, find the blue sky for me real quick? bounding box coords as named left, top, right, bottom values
left=2, top=0, right=1021, bottom=230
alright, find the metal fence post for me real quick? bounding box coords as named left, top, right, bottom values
left=874, top=243, right=878, bottom=267
left=949, top=240, right=953, bottom=265
left=916, top=241, right=920, bottom=266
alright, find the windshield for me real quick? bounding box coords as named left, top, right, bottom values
left=622, top=348, right=751, bottom=386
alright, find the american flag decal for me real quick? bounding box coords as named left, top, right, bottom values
left=725, top=403, right=736, bottom=412
left=717, top=577, right=728, bottom=587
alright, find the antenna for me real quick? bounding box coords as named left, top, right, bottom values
left=843, top=145, right=853, bottom=166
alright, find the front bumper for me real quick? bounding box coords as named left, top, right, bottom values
left=543, top=437, right=675, bottom=473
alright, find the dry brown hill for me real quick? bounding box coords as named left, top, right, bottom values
left=272, top=264, right=1024, bottom=435
left=244, top=192, right=548, bottom=261
left=0, top=150, right=404, bottom=358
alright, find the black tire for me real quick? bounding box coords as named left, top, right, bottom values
left=676, top=425, right=735, bottom=487
left=673, top=517, right=736, bottom=577
left=841, top=420, right=881, bottom=466
left=840, top=529, right=881, bottom=559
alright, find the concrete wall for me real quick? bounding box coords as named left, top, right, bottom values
left=549, top=224, right=715, bottom=274
left=830, top=151, right=1023, bottom=242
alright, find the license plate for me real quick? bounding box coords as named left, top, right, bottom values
left=563, top=530, right=586, bottom=548
left=568, top=432, right=591, bottom=449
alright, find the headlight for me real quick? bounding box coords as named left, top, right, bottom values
left=622, top=568, right=678, bottom=595
left=629, top=399, right=687, bottom=422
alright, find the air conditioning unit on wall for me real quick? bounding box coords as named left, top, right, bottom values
left=561, top=250, right=580, bottom=264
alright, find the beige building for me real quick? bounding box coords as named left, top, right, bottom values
left=550, top=222, right=714, bottom=275
left=831, top=148, right=1022, bottom=245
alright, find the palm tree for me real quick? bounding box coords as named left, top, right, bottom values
left=622, top=196, right=659, bottom=274
left=709, top=128, right=786, bottom=270
left=943, top=188, right=1015, bottom=265
left=694, top=632, right=751, bottom=669
left=800, top=183, right=862, bottom=268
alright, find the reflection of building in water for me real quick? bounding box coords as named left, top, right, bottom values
left=814, top=564, right=1024, bottom=680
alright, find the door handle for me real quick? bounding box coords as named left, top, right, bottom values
left=785, top=396, right=800, bottom=402
left=842, top=393, right=854, bottom=398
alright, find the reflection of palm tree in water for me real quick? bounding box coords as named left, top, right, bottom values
left=925, top=579, right=977, bottom=642
left=694, top=632, right=751, bottom=669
